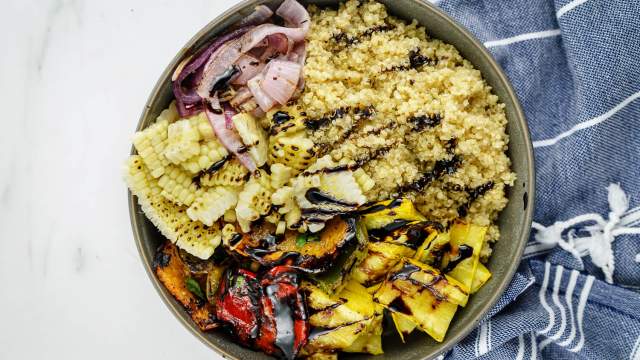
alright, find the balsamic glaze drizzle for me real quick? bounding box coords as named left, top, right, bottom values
left=399, top=156, right=462, bottom=194
left=457, top=181, right=495, bottom=217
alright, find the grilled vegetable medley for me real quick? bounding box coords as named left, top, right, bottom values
left=125, top=1, right=509, bottom=358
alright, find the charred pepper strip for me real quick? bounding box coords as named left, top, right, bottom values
left=215, top=268, right=261, bottom=346
left=258, top=266, right=309, bottom=359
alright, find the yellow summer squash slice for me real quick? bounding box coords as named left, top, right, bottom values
left=373, top=258, right=469, bottom=342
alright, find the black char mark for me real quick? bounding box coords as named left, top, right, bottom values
left=399, top=155, right=462, bottom=193
left=442, top=245, right=474, bottom=273
left=457, top=181, right=495, bottom=217
left=331, top=24, right=395, bottom=48
left=209, top=65, right=240, bottom=96
left=410, top=113, right=442, bottom=132
left=384, top=48, right=436, bottom=72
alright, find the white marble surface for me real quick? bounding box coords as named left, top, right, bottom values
left=0, top=1, right=246, bottom=358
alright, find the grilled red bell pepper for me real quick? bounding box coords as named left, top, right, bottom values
left=215, top=268, right=261, bottom=346
left=257, top=266, right=309, bottom=359
left=215, top=266, right=308, bottom=360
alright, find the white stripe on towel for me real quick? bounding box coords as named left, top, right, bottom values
left=557, top=0, right=589, bottom=18
left=557, top=270, right=580, bottom=347
left=484, top=29, right=561, bottom=48
left=516, top=334, right=526, bottom=360
left=569, top=275, right=595, bottom=352
left=530, top=332, right=538, bottom=360
left=540, top=266, right=568, bottom=349
left=537, top=262, right=556, bottom=335
left=533, top=90, right=640, bottom=148
left=630, top=334, right=640, bottom=360
left=477, top=321, right=491, bottom=356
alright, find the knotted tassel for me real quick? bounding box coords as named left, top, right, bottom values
left=532, top=183, right=640, bottom=283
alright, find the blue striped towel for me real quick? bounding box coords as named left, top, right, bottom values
left=432, top=0, right=640, bottom=358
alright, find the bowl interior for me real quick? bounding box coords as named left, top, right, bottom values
left=129, top=1, right=535, bottom=359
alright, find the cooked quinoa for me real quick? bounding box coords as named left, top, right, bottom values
left=298, top=0, right=516, bottom=256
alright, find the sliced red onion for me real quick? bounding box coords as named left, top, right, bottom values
left=204, top=97, right=257, bottom=172
left=173, top=26, right=251, bottom=117
left=240, top=23, right=306, bottom=52
left=230, top=86, right=253, bottom=107
left=233, top=5, right=273, bottom=29
left=289, top=42, right=306, bottom=99
left=196, top=39, right=245, bottom=99
left=223, top=102, right=236, bottom=130
left=289, top=42, right=306, bottom=66
left=247, top=74, right=277, bottom=111
left=232, top=54, right=265, bottom=85
left=276, top=0, right=310, bottom=32
left=260, top=60, right=301, bottom=105
left=251, top=107, right=266, bottom=119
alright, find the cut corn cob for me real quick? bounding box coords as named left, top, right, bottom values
left=124, top=155, right=220, bottom=259
left=163, top=119, right=201, bottom=165
left=187, top=186, right=239, bottom=226
left=132, top=119, right=170, bottom=178
left=353, top=168, right=376, bottom=192
left=181, top=139, right=229, bottom=174
left=267, top=105, right=308, bottom=138
left=223, top=209, right=237, bottom=223
left=188, top=112, right=215, bottom=141
left=235, top=173, right=273, bottom=232
left=124, top=155, right=162, bottom=198
left=232, top=113, right=269, bottom=167
left=157, top=165, right=202, bottom=206
left=199, top=159, right=249, bottom=187
left=156, top=101, right=180, bottom=124
left=269, top=134, right=317, bottom=173
left=270, top=163, right=294, bottom=188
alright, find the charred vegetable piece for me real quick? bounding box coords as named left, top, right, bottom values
left=343, top=314, right=383, bottom=355
left=215, top=268, right=262, bottom=346
left=391, top=312, right=417, bottom=343
left=443, top=222, right=487, bottom=292
left=352, top=221, right=439, bottom=286
left=301, top=280, right=383, bottom=355
left=305, top=353, right=338, bottom=360
left=310, top=220, right=368, bottom=294
left=351, top=242, right=414, bottom=286
left=413, top=231, right=450, bottom=266
left=359, top=198, right=426, bottom=231
left=373, top=258, right=469, bottom=342
left=205, top=265, right=226, bottom=304
left=471, top=263, right=492, bottom=293
left=257, top=266, right=309, bottom=359
left=154, top=242, right=218, bottom=331
left=237, top=217, right=364, bottom=274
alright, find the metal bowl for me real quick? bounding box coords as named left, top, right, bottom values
left=129, top=1, right=535, bottom=359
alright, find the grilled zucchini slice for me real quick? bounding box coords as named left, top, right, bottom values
left=352, top=221, right=439, bottom=286
left=373, top=258, right=469, bottom=342
left=359, top=198, right=426, bottom=231
left=471, top=262, right=492, bottom=293
left=443, top=222, right=487, bottom=292
left=302, top=280, right=384, bottom=355
left=391, top=312, right=417, bottom=343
